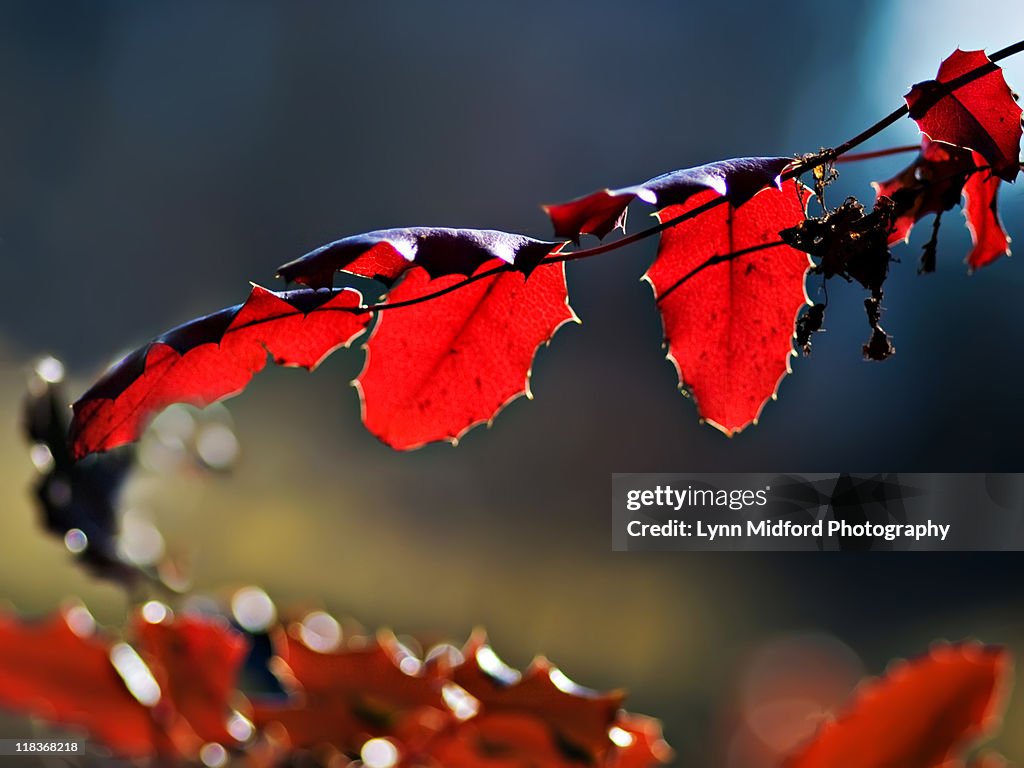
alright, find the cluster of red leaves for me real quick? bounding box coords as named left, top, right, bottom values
left=876, top=47, right=1020, bottom=277
left=0, top=606, right=670, bottom=767
left=874, top=138, right=1010, bottom=271
left=71, top=239, right=575, bottom=456
left=0, top=607, right=1013, bottom=767
left=68, top=47, right=1023, bottom=457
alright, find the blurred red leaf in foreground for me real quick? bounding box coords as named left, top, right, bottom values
left=0, top=606, right=670, bottom=767
left=0, top=607, right=164, bottom=758
left=785, top=642, right=1011, bottom=768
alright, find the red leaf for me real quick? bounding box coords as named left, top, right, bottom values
left=963, top=162, right=1011, bottom=270
left=905, top=48, right=1022, bottom=182
left=254, top=625, right=670, bottom=767
left=644, top=180, right=811, bottom=435
left=0, top=608, right=166, bottom=758
left=453, top=632, right=625, bottom=762
left=253, top=628, right=449, bottom=752
left=544, top=156, right=792, bottom=240
left=71, top=285, right=370, bottom=459
left=872, top=139, right=976, bottom=245
left=277, top=227, right=562, bottom=289
left=784, top=642, right=1011, bottom=768
left=135, top=612, right=250, bottom=750
left=0, top=604, right=670, bottom=767
left=872, top=140, right=1011, bottom=270
left=356, top=261, right=577, bottom=450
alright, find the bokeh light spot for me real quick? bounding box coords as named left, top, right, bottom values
left=199, top=742, right=227, bottom=768
left=231, top=587, right=276, bottom=633
left=361, top=738, right=399, bottom=768
left=476, top=645, right=520, bottom=685
left=196, top=423, right=240, bottom=469
left=118, top=511, right=166, bottom=566
left=227, top=712, right=254, bottom=742
left=298, top=611, right=341, bottom=652
left=29, top=443, right=54, bottom=472
left=110, top=643, right=161, bottom=706
left=64, top=528, right=88, bottom=554
left=609, top=726, right=635, bottom=748
left=442, top=683, right=480, bottom=720
left=35, top=356, right=65, bottom=384
left=141, top=601, right=169, bottom=624
left=64, top=605, right=95, bottom=638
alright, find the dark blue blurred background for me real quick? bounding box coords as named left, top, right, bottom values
left=1, top=2, right=1024, bottom=764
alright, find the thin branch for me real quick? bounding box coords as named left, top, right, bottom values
left=334, top=39, right=1024, bottom=317
left=347, top=238, right=788, bottom=315
left=355, top=196, right=726, bottom=313
left=550, top=197, right=724, bottom=263
left=556, top=38, right=1023, bottom=263
left=785, top=38, right=1024, bottom=178
left=836, top=145, right=921, bottom=163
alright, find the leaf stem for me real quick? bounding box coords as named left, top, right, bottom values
left=356, top=238, right=788, bottom=314
left=359, top=195, right=727, bottom=312
left=836, top=145, right=920, bottom=163
left=551, top=197, right=724, bottom=263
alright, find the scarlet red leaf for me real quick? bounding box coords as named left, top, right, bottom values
left=873, top=139, right=976, bottom=245
left=784, top=642, right=1011, bottom=768
left=277, top=227, right=562, bottom=289
left=0, top=608, right=166, bottom=758
left=356, top=261, right=577, bottom=450
left=544, top=157, right=793, bottom=240
left=644, top=179, right=811, bottom=435
left=71, top=285, right=370, bottom=459
left=963, top=162, right=1011, bottom=270
left=254, top=625, right=669, bottom=767
left=872, top=140, right=1011, bottom=270
left=905, top=48, right=1022, bottom=181
left=135, top=612, right=249, bottom=749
